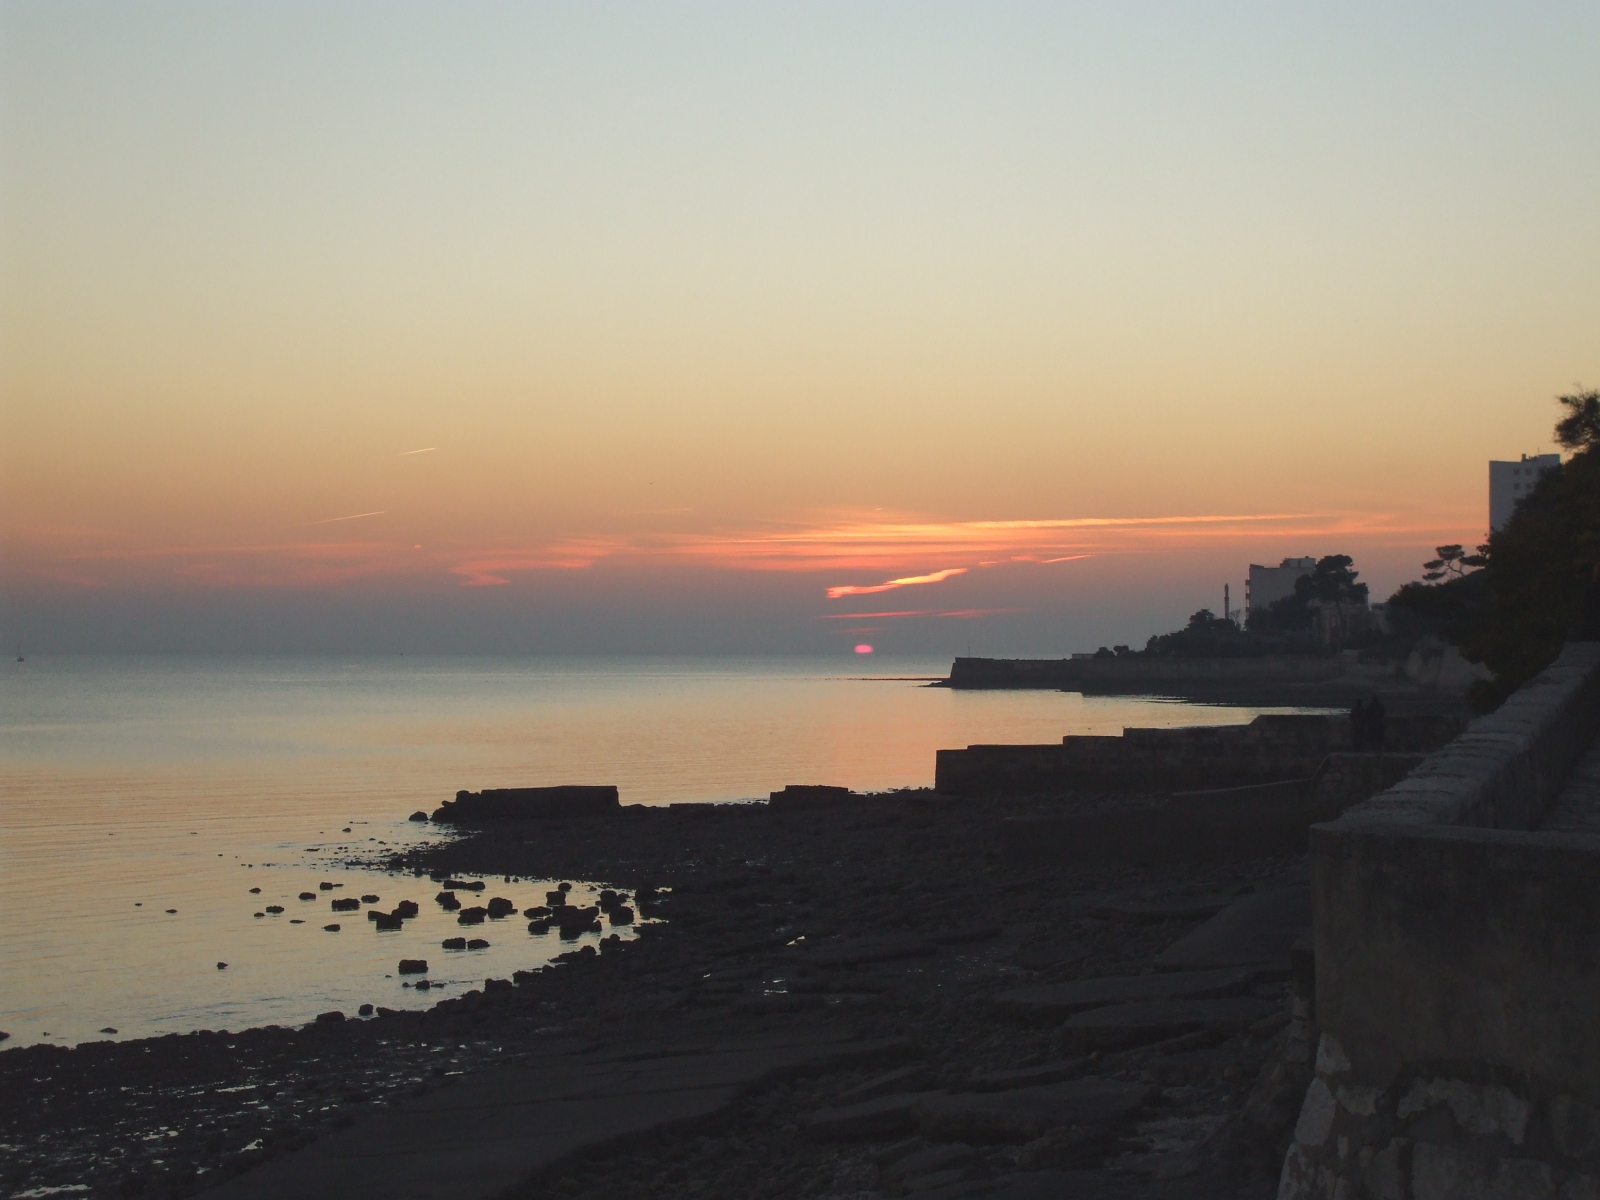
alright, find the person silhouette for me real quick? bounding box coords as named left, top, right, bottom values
left=1365, top=695, right=1387, bottom=752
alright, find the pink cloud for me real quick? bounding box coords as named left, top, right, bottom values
left=825, top=568, right=967, bottom=599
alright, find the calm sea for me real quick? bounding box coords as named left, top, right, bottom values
left=1, top=655, right=1303, bottom=1049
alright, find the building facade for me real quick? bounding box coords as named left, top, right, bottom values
left=1245, top=556, right=1318, bottom=623
left=1489, top=453, right=1561, bottom=532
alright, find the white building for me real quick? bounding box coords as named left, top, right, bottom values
left=1489, top=454, right=1561, bottom=532
left=1245, top=556, right=1318, bottom=623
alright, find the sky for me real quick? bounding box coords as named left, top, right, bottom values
left=2, top=1, right=1597, bottom=655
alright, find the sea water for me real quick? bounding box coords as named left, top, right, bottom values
left=1, top=655, right=1304, bottom=1048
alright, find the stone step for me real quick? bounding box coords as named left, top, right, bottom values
left=1154, top=885, right=1310, bottom=973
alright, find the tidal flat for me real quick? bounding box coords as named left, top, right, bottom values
left=3, top=792, right=1306, bottom=1200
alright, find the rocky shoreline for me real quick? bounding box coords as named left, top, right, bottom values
left=3, top=791, right=1312, bottom=1200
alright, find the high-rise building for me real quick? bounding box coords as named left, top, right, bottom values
left=1489, top=454, right=1561, bottom=532
left=1245, top=557, right=1318, bottom=623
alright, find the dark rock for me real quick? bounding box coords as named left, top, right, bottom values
left=458, top=907, right=487, bottom=925
left=331, top=897, right=360, bottom=912
left=557, top=882, right=572, bottom=893
left=254, top=912, right=265, bottom=918
left=608, top=906, right=635, bottom=925
left=486, top=897, right=516, bottom=918
left=467, top=938, right=489, bottom=950
left=1091, top=895, right=1230, bottom=923
left=216, top=962, right=227, bottom=970
left=834, top=1064, right=937, bottom=1105
left=798, top=935, right=937, bottom=968
left=373, top=913, right=403, bottom=931
left=546, top=890, right=566, bottom=905
left=1060, top=996, right=1278, bottom=1048
left=100, top=1027, right=118, bottom=1034
left=528, top=918, right=553, bottom=934
left=522, top=906, right=551, bottom=918
left=995, top=967, right=1257, bottom=1019
left=361, top=894, right=380, bottom=904
left=414, top=979, right=432, bottom=990
left=298, top=892, right=316, bottom=901
left=409, top=811, right=429, bottom=822
left=265, top=905, right=284, bottom=913
left=915, top=1078, right=1156, bottom=1143
left=357, top=1003, right=374, bottom=1016
left=397, top=959, right=428, bottom=975
left=808, top=1092, right=943, bottom=1140
left=315, top=1011, right=345, bottom=1023
left=442, top=937, right=467, bottom=949
left=323, top=924, right=341, bottom=932
left=966, top=1059, right=1088, bottom=1092
left=249, top=887, right=261, bottom=894
left=395, top=900, right=419, bottom=918
left=319, top=882, right=335, bottom=891
left=1013, top=937, right=1091, bottom=972
left=436, top=891, right=461, bottom=910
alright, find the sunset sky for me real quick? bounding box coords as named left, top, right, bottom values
left=3, top=1, right=1597, bottom=654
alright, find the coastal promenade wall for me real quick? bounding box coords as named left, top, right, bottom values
left=936, top=714, right=1460, bottom=796
left=945, top=655, right=1345, bottom=690
left=1279, top=642, right=1600, bottom=1200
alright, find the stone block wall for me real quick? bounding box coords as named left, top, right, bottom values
left=935, top=715, right=1460, bottom=796
left=1280, top=643, right=1600, bottom=1199
left=946, top=654, right=1346, bottom=690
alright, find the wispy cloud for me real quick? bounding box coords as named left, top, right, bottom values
left=302, top=510, right=386, bottom=527
left=399, top=447, right=437, bottom=456
left=826, top=568, right=967, bottom=599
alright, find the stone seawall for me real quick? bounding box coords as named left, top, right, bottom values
left=1279, top=642, right=1600, bottom=1200
left=936, top=714, right=1459, bottom=796
left=946, top=655, right=1346, bottom=690
left=431, top=786, right=620, bottom=822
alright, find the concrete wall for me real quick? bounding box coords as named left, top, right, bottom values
left=937, top=715, right=1459, bottom=796
left=1279, top=643, right=1600, bottom=1199
left=946, top=654, right=1346, bottom=690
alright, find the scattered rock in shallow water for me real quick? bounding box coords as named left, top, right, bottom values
left=458, top=907, right=487, bottom=925
left=361, top=894, right=380, bottom=904
left=528, top=918, right=553, bottom=934
left=545, top=890, right=566, bottom=905
left=466, top=938, right=489, bottom=950
left=409, top=811, right=428, bottom=822
left=319, top=882, right=335, bottom=891
left=249, top=887, right=261, bottom=894
left=289, top=919, right=304, bottom=924
left=265, top=905, right=284, bottom=914
left=0, top=1032, right=8, bottom=1042
left=395, top=900, right=419, bottom=918
left=442, top=937, right=467, bottom=950
left=323, top=924, right=341, bottom=932
left=217, top=962, right=227, bottom=969
left=608, top=906, right=635, bottom=925
left=486, top=897, right=515, bottom=918
left=100, top=1027, right=118, bottom=1034
left=436, top=891, right=460, bottom=911
left=397, top=959, right=428, bottom=975
left=414, top=978, right=432, bottom=990
left=298, top=892, right=316, bottom=901
left=165, top=909, right=177, bottom=914
left=374, top=913, right=403, bottom=931
left=330, top=897, right=360, bottom=912
left=358, top=1003, right=374, bottom=1016
left=254, top=911, right=265, bottom=918
left=316, top=1011, right=344, bottom=1023
left=522, top=905, right=551, bottom=918
left=558, top=881, right=572, bottom=892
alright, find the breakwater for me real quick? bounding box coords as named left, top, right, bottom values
left=945, top=655, right=1346, bottom=690
left=936, top=713, right=1462, bottom=796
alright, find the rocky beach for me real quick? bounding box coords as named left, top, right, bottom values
left=3, top=789, right=1316, bottom=1200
